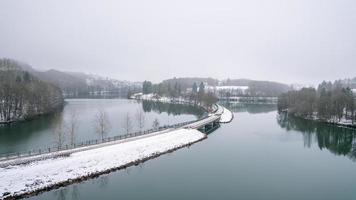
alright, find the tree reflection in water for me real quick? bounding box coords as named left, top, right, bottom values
left=141, top=100, right=205, bottom=118
left=277, top=113, right=356, bottom=161
left=219, top=102, right=277, bottom=114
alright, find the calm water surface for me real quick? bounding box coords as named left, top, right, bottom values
left=6, top=102, right=356, bottom=200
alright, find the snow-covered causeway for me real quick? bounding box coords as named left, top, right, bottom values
left=219, top=106, right=234, bottom=123
left=0, top=129, right=205, bottom=199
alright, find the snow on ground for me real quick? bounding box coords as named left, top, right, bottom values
left=140, top=94, right=186, bottom=104
left=303, top=115, right=355, bottom=127
left=0, top=129, right=205, bottom=199
left=219, top=106, right=233, bottom=123
left=207, top=85, right=249, bottom=91
left=132, top=93, right=193, bottom=105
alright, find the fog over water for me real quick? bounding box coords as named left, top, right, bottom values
left=0, top=0, right=355, bottom=84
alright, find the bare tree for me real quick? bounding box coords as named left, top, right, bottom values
left=66, top=110, right=78, bottom=146
left=53, top=118, right=66, bottom=149
left=152, top=118, right=160, bottom=130
left=135, top=108, right=145, bottom=132
left=94, top=109, right=111, bottom=141
left=123, top=112, right=133, bottom=134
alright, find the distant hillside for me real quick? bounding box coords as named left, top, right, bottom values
left=161, top=77, right=219, bottom=91
left=32, top=69, right=89, bottom=95
left=158, top=77, right=290, bottom=97
left=220, top=78, right=252, bottom=86
left=219, top=79, right=290, bottom=97
left=0, top=58, right=142, bottom=97
left=33, top=70, right=142, bottom=96
left=0, top=59, right=64, bottom=123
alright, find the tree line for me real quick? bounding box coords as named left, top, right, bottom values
left=53, top=108, right=162, bottom=148
left=142, top=80, right=218, bottom=109
left=0, top=59, right=64, bottom=123
left=278, top=80, right=355, bottom=124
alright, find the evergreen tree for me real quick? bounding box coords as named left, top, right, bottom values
left=192, top=82, right=198, bottom=94
left=142, top=81, right=153, bottom=94
left=198, top=82, right=205, bottom=94
left=198, top=82, right=205, bottom=103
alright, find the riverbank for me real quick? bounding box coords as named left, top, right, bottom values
left=0, top=128, right=206, bottom=199
left=0, top=105, right=64, bottom=126
left=280, top=111, right=356, bottom=129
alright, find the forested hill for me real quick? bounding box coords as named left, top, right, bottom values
left=221, top=79, right=290, bottom=97
left=32, top=70, right=141, bottom=96
left=0, top=58, right=141, bottom=97
left=161, top=77, right=219, bottom=91
left=0, top=59, right=64, bottom=123
left=159, top=77, right=290, bottom=97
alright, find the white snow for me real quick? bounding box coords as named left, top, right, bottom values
left=352, top=89, right=356, bottom=95
left=219, top=105, right=233, bottom=123
left=133, top=93, right=193, bottom=105
left=206, top=86, right=249, bottom=94
left=215, top=86, right=249, bottom=91
left=0, top=128, right=205, bottom=199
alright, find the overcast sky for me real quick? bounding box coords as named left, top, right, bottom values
left=0, top=0, right=355, bottom=84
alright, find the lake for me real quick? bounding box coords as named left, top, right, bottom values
left=3, top=100, right=356, bottom=200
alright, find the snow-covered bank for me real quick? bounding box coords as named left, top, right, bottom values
left=283, top=112, right=356, bottom=129
left=219, top=106, right=234, bottom=123
left=132, top=93, right=197, bottom=105
left=310, top=117, right=355, bottom=128
left=0, top=129, right=206, bottom=199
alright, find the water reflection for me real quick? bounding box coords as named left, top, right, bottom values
left=141, top=100, right=204, bottom=118
left=72, top=186, right=80, bottom=200
left=277, top=113, right=356, bottom=161
left=98, top=176, right=109, bottom=189
left=0, top=112, right=61, bottom=153
left=53, top=184, right=81, bottom=200
left=54, top=188, right=68, bottom=200
left=220, top=102, right=277, bottom=114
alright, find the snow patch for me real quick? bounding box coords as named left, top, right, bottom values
left=0, top=129, right=205, bottom=199
left=219, top=106, right=233, bottom=123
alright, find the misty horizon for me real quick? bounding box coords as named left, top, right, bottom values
left=2, top=58, right=348, bottom=87
left=1, top=0, right=355, bottom=85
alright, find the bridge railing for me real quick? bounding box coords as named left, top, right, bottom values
left=0, top=119, right=207, bottom=162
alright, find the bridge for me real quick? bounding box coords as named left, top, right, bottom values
left=183, top=105, right=223, bottom=132
left=0, top=103, right=227, bottom=167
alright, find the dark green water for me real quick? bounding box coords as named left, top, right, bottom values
left=23, top=103, right=356, bottom=200
left=0, top=99, right=202, bottom=155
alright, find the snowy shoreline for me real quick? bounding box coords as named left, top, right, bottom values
left=307, top=118, right=356, bottom=129
left=218, top=105, right=234, bottom=123
left=0, top=128, right=206, bottom=199
left=281, top=111, right=356, bottom=129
